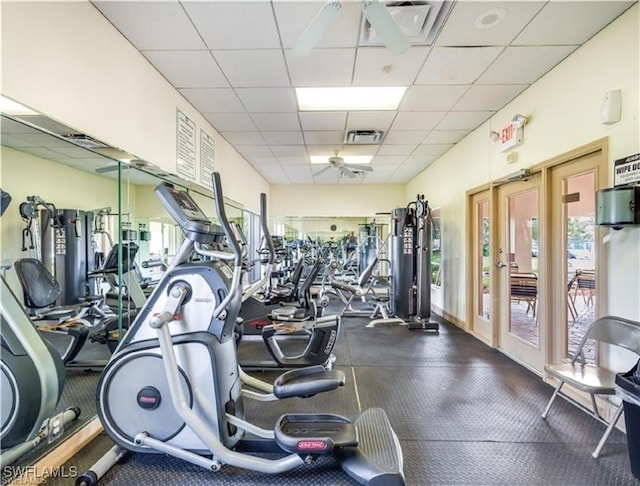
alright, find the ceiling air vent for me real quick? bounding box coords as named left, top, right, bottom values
left=62, top=133, right=111, bottom=150
left=360, top=1, right=454, bottom=47
left=345, top=130, right=384, bottom=144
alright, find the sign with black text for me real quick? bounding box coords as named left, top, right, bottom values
left=614, top=153, right=640, bottom=187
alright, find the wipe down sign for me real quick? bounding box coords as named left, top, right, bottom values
left=614, top=153, right=640, bottom=187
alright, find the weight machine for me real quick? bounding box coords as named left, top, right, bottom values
left=390, top=195, right=439, bottom=331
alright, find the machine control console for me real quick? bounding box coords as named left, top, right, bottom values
left=155, top=183, right=223, bottom=244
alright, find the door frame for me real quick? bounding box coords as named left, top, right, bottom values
left=466, top=138, right=609, bottom=373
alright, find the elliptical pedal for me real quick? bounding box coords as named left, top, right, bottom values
left=336, top=408, right=404, bottom=486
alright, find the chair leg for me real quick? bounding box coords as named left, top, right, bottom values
left=590, top=393, right=603, bottom=420
left=542, top=381, right=564, bottom=419
left=592, top=403, right=624, bottom=458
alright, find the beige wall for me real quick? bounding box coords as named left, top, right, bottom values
left=0, top=146, right=123, bottom=293
left=1, top=1, right=268, bottom=213
left=270, top=183, right=406, bottom=217
left=407, top=5, right=639, bottom=323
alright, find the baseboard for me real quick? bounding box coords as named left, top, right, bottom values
left=432, top=305, right=466, bottom=331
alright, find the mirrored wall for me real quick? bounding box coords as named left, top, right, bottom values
left=0, top=110, right=256, bottom=478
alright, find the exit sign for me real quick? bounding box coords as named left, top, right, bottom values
left=499, top=122, right=524, bottom=153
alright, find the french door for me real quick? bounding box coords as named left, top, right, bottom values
left=496, top=175, right=545, bottom=372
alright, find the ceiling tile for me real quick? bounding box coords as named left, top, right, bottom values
left=339, top=145, right=378, bottom=156
left=182, top=1, right=280, bottom=49
left=273, top=1, right=361, bottom=49
left=376, top=145, right=416, bottom=156
left=205, top=113, right=256, bottom=132
left=306, top=145, right=343, bottom=156
left=346, top=112, right=396, bottom=132
left=414, top=144, right=454, bottom=156
left=270, top=145, right=308, bottom=156
left=437, top=111, right=492, bottom=130
left=245, top=156, right=279, bottom=167
left=93, top=1, right=205, bottom=50
left=513, top=1, right=635, bottom=45
left=416, top=47, right=503, bottom=85
left=391, top=111, right=446, bottom=131
left=286, top=49, right=356, bottom=87
left=353, top=47, right=430, bottom=86
left=277, top=156, right=309, bottom=166
left=142, top=51, right=228, bottom=88
left=179, top=88, right=245, bottom=113
left=372, top=155, right=408, bottom=166
left=284, top=165, right=313, bottom=176
left=261, top=131, right=305, bottom=145
left=213, top=50, right=289, bottom=88
left=477, top=46, right=578, bottom=85
left=454, top=84, right=528, bottom=111
left=383, top=131, right=426, bottom=145
left=236, top=88, right=298, bottom=113
left=399, top=85, right=469, bottom=111
left=403, top=155, right=437, bottom=166
left=303, top=131, right=345, bottom=145
left=235, top=145, right=273, bottom=157
left=299, top=112, right=347, bottom=131
left=435, top=1, right=546, bottom=46
left=423, top=130, right=468, bottom=144
left=251, top=114, right=301, bottom=131
left=221, top=132, right=266, bottom=146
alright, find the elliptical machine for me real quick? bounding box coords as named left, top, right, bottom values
left=86, top=173, right=403, bottom=485
left=1, top=189, right=80, bottom=468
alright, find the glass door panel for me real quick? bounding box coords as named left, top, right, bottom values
left=507, top=188, right=539, bottom=347
left=564, top=171, right=597, bottom=361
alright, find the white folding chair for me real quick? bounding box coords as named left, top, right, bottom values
left=542, top=315, right=640, bottom=458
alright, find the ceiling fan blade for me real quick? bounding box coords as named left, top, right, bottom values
left=292, top=1, right=343, bottom=57
left=344, top=163, right=373, bottom=172
left=313, top=165, right=332, bottom=177
left=95, top=165, right=130, bottom=174
left=361, top=0, right=410, bottom=55
left=339, top=165, right=356, bottom=178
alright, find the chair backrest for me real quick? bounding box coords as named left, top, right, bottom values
left=578, top=316, right=640, bottom=357
left=510, top=272, right=538, bottom=298
left=102, top=242, right=140, bottom=272
left=13, top=258, right=60, bottom=309
left=357, top=256, right=379, bottom=288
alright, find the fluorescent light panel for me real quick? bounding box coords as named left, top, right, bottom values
left=0, top=95, right=38, bottom=116
left=296, top=87, right=407, bottom=111
left=310, top=155, right=373, bottom=165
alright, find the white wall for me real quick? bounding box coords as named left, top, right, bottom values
left=270, top=183, right=406, bottom=217
left=407, top=5, right=640, bottom=323
left=0, top=146, right=124, bottom=293
left=0, top=1, right=268, bottom=213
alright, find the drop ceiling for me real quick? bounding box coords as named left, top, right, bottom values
left=87, top=0, right=634, bottom=185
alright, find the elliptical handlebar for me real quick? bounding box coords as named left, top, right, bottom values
left=241, top=193, right=274, bottom=302
left=211, top=172, right=243, bottom=318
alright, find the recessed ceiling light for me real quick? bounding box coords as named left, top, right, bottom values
left=0, top=95, right=38, bottom=116
left=474, top=8, right=506, bottom=30
left=296, top=87, right=407, bottom=111
left=310, top=155, right=373, bottom=165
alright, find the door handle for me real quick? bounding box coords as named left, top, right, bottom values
left=495, top=261, right=507, bottom=269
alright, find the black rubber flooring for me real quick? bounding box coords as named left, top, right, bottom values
left=41, top=303, right=639, bottom=485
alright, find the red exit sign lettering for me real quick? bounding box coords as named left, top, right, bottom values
left=499, top=122, right=523, bottom=153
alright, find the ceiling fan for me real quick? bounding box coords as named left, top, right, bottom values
left=292, top=0, right=410, bottom=57
left=313, top=152, right=374, bottom=178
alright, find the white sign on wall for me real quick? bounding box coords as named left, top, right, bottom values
left=614, top=153, right=640, bottom=187
left=200, top=130, right=215, bottom=190
left=176, top=110, right=196, bottom=181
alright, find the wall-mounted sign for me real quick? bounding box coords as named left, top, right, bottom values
left=176, top=110, right=196, bottom=181
left=614, top=153, right=640, bottom=187
left=200, top=130, right=215, bottom=190
left=499, top=122, right=524, bottom=153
